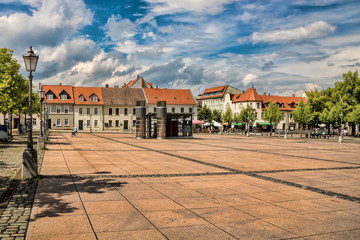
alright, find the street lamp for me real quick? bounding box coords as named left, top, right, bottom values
left=338, top=112, right=343, bottom=143
left=38, top=88, right=44, bottom=137
left=22, top=46, right=39, bottom=178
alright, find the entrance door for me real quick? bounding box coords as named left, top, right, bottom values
left=47, top=119, right=52, bottom=129
left=123, top=120, right=128, bottom=130
left=78, top=120, right=83, bottom=130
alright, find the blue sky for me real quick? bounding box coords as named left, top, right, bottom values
left=1, top=0, right=359, bottom=96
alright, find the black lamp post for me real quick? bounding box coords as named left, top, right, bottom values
left=38, top=89, right=44, bottom=137
left=22, top=46, right=39, bottom=178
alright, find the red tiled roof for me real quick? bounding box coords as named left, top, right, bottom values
left=73, top=87, right=104, bottom=105
left=233, top=88, right=262, bottom=102
left=144, top=88, right=196, bottom=105
left=127, top=79, right=137, bottom=87
left=42, top=85, right=74, bottom=104
left=203, top=85, right=227, bottom=94
left=199, top=94, right=224, bottom=100
left=260, top=95, right=307, bottom=111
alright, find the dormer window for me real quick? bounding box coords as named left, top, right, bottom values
left=59, top=90, right=69, bottom=100
left=90, top=94, right=98, bottom=102
left=46, top=93, right=54, bottom=100
left=79, top=95, right=85, bottom=102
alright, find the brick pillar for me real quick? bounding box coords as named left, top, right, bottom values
left=135, top=100, right=146, bottom=139
left=156, top=101, right=167, bottom=139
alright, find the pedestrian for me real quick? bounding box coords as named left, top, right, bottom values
left=72, top=126, right=77, bottom=137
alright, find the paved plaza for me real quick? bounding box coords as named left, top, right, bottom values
left=17, top=133, right=360, bottom=239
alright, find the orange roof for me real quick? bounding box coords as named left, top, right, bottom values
left=42, top=85, right=74, bottom=104
left=144, top=88, right=196, bottom=105
left=233, top=88, right=262, bottom=102
left=127, top=79, right=137, bottom=87
left=73, top=87, right=104, bottom=105
left=260, top=95, right=307, bottom=111
left=203, top=85, right=227, bottom=94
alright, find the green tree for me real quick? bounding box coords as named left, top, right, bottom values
left=197, top=105, right=212, bottom=123
left=292, top=98, right=313, bottom=138
left=0, top=48, right=29, bottom=135
left=222, top=108, right=233, bottom=129
left=238, top=104, right=256, bottom=137
left=262, top=101, right=284, bottom=136
left=212, top=109, right=222, bottom=123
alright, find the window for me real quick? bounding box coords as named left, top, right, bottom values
left=64, top=105, right=69, bottom=114
left=181, top=107, right=184, bottom=113
left=33, top=119, right=37, bottom=126
left=250, top=103, right=253, bottom=107
left=94, top=108, right=98, bottom=115
left=133, top=120, right=136, bottom=127
left=79, top=108, right=83, bottom=115
left=90, top=95, right=98, bottom=102
left=124, top=120, right=128, bottom=130
left=124, top=108, right=128, bottom=115
left=47, top=106, right=52, bottom=113
left=87, top=108, right=90, bottom=115
left=109, top=108, right=113, bottom=115
left=172, top=107, right=175, bottom=113
left=94, top=120, right=98, bottom=127
left=153, top=107, right=156, bottom=112
left=80, top=95, right=85, bottom=102
left=115, top=120, right=119, bottom=127
left=56, top=119, right=61, bottom=126
left=116, top=108, right=119, bottom=115
left=189, top=108, right=193, bottom=113
left=87, top=120, right=90, bottom=127
left=64, top=119, right=69, bottom=126
left=60, top=93, right=67, bottom=100
left=257, top=103, right=260, bottom=109
left=133, top=108, right=136, bottom=115
left=255, top=112, right=258, bottom=119
left=109, top=120, right=113, bottom=127
left=56, top=105, right=61, bottom=113
left=46, top=93, right=54, bottom=100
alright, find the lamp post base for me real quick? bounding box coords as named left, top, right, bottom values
left=37, top=136, right=45, bottom=150
left=22, top=149, right=38, bottom=179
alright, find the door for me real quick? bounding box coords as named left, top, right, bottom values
left=78, top=120, right=83, bottom=130
left=123, top=120, right=128, bottom=130
left=47, top=119, right=52, bottom=129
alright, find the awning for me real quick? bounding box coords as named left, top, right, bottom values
left=257, top=122, right=274, bottom=126
left=231, top=123, right=244, bottom=126
left=192, top=119, right=205, bottom=124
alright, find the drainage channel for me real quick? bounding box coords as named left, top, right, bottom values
left=88, top=134, right=360, bottom=203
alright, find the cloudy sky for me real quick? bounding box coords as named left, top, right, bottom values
left=1, top=0, right=359, bottom=96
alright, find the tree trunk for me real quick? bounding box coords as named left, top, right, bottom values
left=300, top=124, right=303, bottom=138
left=270, top=125, right=273, bottom=136
left=9, top=109, right=13, bottom=136
left=351, top=122, right=355, bottom=136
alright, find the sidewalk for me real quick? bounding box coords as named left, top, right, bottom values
left=8, top=132, right=360, bottom=239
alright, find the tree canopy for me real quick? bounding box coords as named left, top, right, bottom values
left=197, top=105, right=212, bottom=123
left=262, top=101, right=283, bottom=136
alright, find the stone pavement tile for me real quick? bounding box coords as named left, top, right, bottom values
left=142, top=209, right=208, bottom=228
left=160, top=224, right=237, bottom=240
left=34, top=191, right=81, bottom=203
left=191, top=187, right=239, bottom=196
left=27, top=215, right=93, bottom=237
left=131, top=198, right=184, bottom=212
left=97, top=229, right=166, bottom=240
left=78, top=189, right=125, bottom=201
left=83, top=200, right=136, bottom=214
left=273, top=199, right=334, bottom=214
left=303, top=210, right=360, bottom=232
left=281, top=189, right=327, bottom=200
left=89, top=212, right=154, bottom=232
left=27, top=233, right=96, bottom=240
left=116, top=183, right=154, bottom=192
left=235, top=202, right=298, bottom=219
left=248, top=191, right=298, bottom=203
left=192, top=206, right=256, bottom=224
left=121, top=189, right=167, bottom=200
left=216, top=219, right=297, bottom=239
left=173, top=196, right=225, bottom=209
left=304, top=229, right=360, bottom=240
left=30, top=201, right=85, bottom=219
left=213, top=193, right=265, bottom=206
left=310, top=197, right=360, bottom=211
left=263, top=214, right=338, bottom=236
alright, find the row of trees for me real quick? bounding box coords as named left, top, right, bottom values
left=0, top=48, right=39, bottom=135
left=197, top=70, right=359, bottom=137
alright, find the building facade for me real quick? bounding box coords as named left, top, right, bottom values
left=198, top=85, right=242, bottom=112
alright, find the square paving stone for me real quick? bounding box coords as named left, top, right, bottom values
left=96, top=229, right=166, bottom=240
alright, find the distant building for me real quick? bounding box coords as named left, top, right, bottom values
left=198, top=85, right=242, bottom=112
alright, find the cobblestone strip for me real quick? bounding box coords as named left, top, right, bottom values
left=0, top=180, right=38, bottom=240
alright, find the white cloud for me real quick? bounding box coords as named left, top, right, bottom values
left=0, top=0, right=93, bottom=50
left=104, top=15, right=137, bottom=42
left=242, top=73, right=258, bottom=85
left=252, top=21, right=336, bottom=43
left=145, top=0, right=237, bottom=15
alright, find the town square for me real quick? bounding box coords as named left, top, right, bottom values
left=1, top=0, right=360, bottom=239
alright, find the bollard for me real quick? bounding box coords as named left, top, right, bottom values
left=135, top=100, right=146, bottom=139
left=156, top=101, right=167, bottom=139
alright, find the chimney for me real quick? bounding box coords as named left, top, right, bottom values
left=263, top=92, right=266, bottom=95
left=114, top=85, right=119, bottom=88
left=105, top=84, right=109, bottom=88
left=156, top=85, right=159, bottom=89
left=59, top=83, right=62, bottom=86
left=292, top=94, right=295, bottom=97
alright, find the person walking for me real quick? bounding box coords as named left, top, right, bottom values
left=72, top=126, right=77, bottom=137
